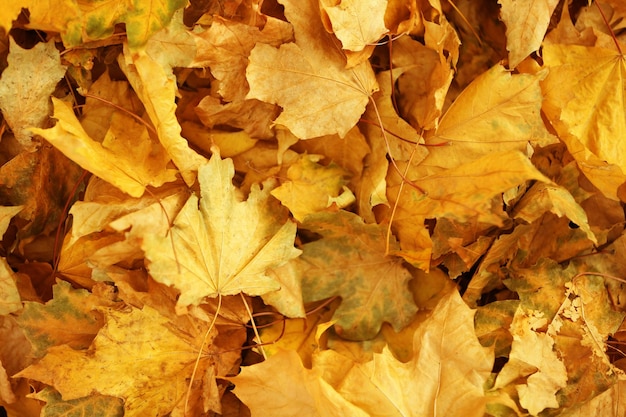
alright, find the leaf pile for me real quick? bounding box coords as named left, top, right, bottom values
left=1, top=0, right=626, bottom=416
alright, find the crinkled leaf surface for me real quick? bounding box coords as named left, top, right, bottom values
left=31, top=98, right=178, bottom=198
left=144, top=150, right=301, bottom=311
left=494, top=307, right=568, bottom=416
left=296, top=210, right=417, bottom=340
left=245, top=0, right=378, bottom=138
left=319, top=0, right=388, bottom=52
left=0, top=38, right=66, bottom=150
left=17, top=305, right=207, bottom=417
left=271, top=155, right=354, bottom=222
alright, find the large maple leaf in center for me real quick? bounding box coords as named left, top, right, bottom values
left=143, top=150, right=301, bottom=312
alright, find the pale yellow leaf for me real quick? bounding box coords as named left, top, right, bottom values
left=494, top=307, right=568, bottom=416
left=118, top=46, right=207, bottom=186
left=320, top=0, right=389, bottom=52
left=30, top=98, right=178, bottom=198
left=498, top=0, right=560, bottom=68
left=229, top=350, right=369, bottom=417
left=245, top=0, right=378, bottom=139
left=0, top=38, right=67, bottom=150
left=271, top=155, right=354, bottom=222
left=143, top=149, right=301, bottom=312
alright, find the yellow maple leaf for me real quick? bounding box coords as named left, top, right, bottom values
left=353, top=289, right=494, bottom=417
left=498, top=0, right=560, bottom=68
left=493, top=307, right=568, bottom=416
left=191, top=16, right=294, bottom=102
left=118, top=45, right=207, bottom=187
left=271, top=155, right=355, bottom=222
left=0, top=38, right=67, bottom=150
left=512, top=182, right=597, bottom=244
left=542, top=44, right=626, bottom=200
left=16, top=305, right=212, bottom=417
left=419, top=64, right=556, bottom=176
left=319, top=0, right=388, bottom=52
left=30, top=97, right=178, bottom=198
left=143, top=149, right=301, bottom=312
left=389, top=150, right=550, bottom=267
left=229, top=349, right=369, bottom=417
left=245, top=0, right=378, bottom=139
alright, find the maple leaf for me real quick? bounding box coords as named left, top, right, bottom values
left=493, top=307, right=568, bottom=416
left=270, top=155, right=355, bottom=222
left=16, top=280, right=109, bottom=357
left=31, top=387, right=124, bottom=417
left=418, top=64, right=556, bottom=176
left=16, top=304, right=212, bottom=417
left=319, top=0, right=388, bottom=52
left=541, top=44, right=626, bottom=199
left=229, top=349, right=369, bottom=417
left=245, top=0, right=378, bottom=139
left=118, top=45, right=208, bottom=187
left=0, top=38, right=67, bottom=150
left=305, top=289, right=493, bottom=417
left=512, top=182, right=597, bottom=244
left=356, top=289, right=493, bottom=417
left=0, top=206, right=23, bottom=315
left=498, top=0, right=560, bottom=68
left=191, top=16, right=294, bottom=102
left=30, top=97, right=178, bottom=198
left=295, top=210, right=417, bottom=340
left=388, top=150, right=551, bottom=267
left=143, top=149, right=301, bottom=312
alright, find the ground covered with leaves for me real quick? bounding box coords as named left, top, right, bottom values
left=1, top=0, right=626, bottom=416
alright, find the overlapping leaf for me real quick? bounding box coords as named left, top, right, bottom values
left=143, top=149, right=301, bottom=312
left=295, top=210, right=417, bottom=340
left=246, top=0, right=378, bottom=138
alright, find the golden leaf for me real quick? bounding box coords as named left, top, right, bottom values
left=143, top=149, right=301, bottom=312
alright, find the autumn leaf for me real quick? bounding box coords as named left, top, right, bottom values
left=118, top=45, right=207, bottom=186
left=0, top=38, right=66, bottom=150
left=498, top=0, right=560, bottom=68
left=388, top=150, right=551, bottom=267
left=418, top=64, right=556, bottom=176
left=229, top=349, right=369, bottom=417
left=17, top=304, right=212, bottom=417
left=144, top=149, right=301, bottom=312
left=295, top=210, right=417, bottom=340
left=31, top=387, right=124, bottom=417
left=337, top=289, right=493, bottom=417
left=493, top=307, right=568, bottom=416
left=30, top=97, right=178, bottom=198
left=512, top=182, right=597, bottom=244
left=3, top=1, right=626, bottom=416
left=271, top=154, right=355, bottom=222
left=0, top=206, right=23, bottom=315
left=319, top=0, right=388, bottom=52
left=541, top=44, right=626, bottom=199
left=16, top=280, right=110, bottom=357
left=245, top=0, right=378, bottom=138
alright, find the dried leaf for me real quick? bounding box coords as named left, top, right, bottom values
left=296, top=210, right=417, bottom=340
left=144, top=149, right=301, bottom=311
left=31, top=98, right=178, bottom=198
left=0, top=38, right=66, bottom=150
left=245, top=0, right=378, bottom=138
